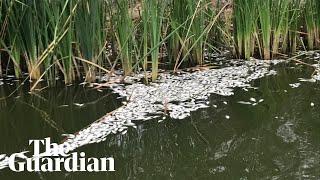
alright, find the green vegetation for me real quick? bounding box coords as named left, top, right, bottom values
left=0, top=0, right=320, bottom=86
left=233, top=0, right=320, bottom=60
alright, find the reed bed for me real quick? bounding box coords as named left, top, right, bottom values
left=233, top=0, right=320, bottom=60
left=0, top=0, right=319, bottom=86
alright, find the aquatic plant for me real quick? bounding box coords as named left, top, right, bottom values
left=288, top=0, right=300, bottom=53
left=108, top=0, right=134, bottom=76
left=233, top=0, right=257, bottom=60
left=0, top=0, right=320, bottom=86
left=146, top=0, right=166, bottom=82
left=258, top=0, right=271, bottom=59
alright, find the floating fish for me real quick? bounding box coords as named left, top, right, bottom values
left=237, top=101, right=251, bottom=105
left=73, top=103, right=84, bottom=107
left=0, top=154, right=6, bottom=160
left=61, top=134, right=75, bottom=139
left=249, top=97, right=256, bottom=102
left=14, top=151, right=29, bottom=159
left=37, top=60, right=283, bottom=154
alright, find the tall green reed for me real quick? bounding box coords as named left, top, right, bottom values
left=54, top=0, right=75, bottom=84
left=314, top=0, right=320, bottom=49
left=187, top=0, right=205, bottom=65
left=168, top=0, right=188, bottom=65
left=2, top=0, right=320, bottom=87
left=108, top=0, right=134, bottom=75
left=304, top=0, right=316, bottom=50
left=271, top=0, right=289, bottom=57
left=287, top=0, right=300, bottom=53
left=258, top=0, right=271, bottom=59
left=75, top=0, right=107, bottom=82
left=3, top=0, right=23, bottom=79
left=141, top=0, right=166, bottom=81
left=233, top=0, right=256, bottom=60
left=232, top=0, right=316, bottom=59
left=169, top=0, right=215, bottom=70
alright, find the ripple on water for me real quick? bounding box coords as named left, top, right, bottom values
left=276, top=121, right=298, bottom=143
left=272, top=112, right=320, bottom=179
left=209, top=166, right=226, bottom=174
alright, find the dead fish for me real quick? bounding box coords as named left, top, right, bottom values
left=61, top=134, right=75, bottom=139
left=15, top=151, right=29, bottom=159
left=118, top=126, right=128, bottom=131
left=242, top=88, right=248, bottom=91
left=0, top=154, right=6, bottom=160
left=237, top=101, right=252, bottom=105
left=124, top=122, right=135, bottom=126
left=225, top=115, right=230, bottom=119
left=111, top=129, right=117, bottom=134
left=249, top=97, right=256, bottom=102
left=73, top=103, right=84, bottom=107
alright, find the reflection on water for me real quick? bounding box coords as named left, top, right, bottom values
left=0, top=63, right=320, bottom=179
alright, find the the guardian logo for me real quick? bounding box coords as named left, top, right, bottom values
left=7, top=138, right=115, bottom=172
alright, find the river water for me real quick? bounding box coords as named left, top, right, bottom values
left=0, top=59, right=319, bottom=179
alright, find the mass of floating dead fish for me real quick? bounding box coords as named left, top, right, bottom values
left=0, top=59, right=283, bottom=169
left=60, top=59, right=283, bottom=153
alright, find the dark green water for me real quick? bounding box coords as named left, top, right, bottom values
left=0, top=63, right=320, bottom=179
